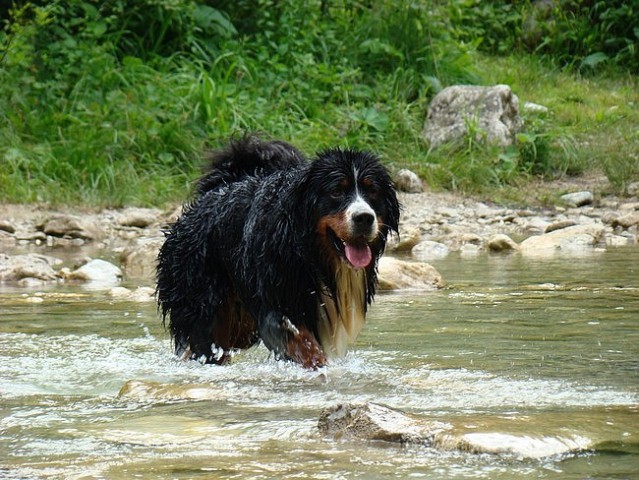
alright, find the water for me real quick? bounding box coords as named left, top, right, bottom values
left=1, top=248, right=638, bottom=479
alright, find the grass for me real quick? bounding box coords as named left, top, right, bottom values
left=477, top=55, right=639, bottom=197
left=0, top=1, right=637, bottom=207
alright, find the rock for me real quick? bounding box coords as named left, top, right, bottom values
left=64, top=259, right=122, bottom=286
left=37, top=214, right=103, bottom=240
left=108, top=286, right=155, bottom=302
left=412, top=240, right=450, bottom=260
left=545, top=219, right=577, bottom=233
left=318, top=403, right=450, bottom=445
left=0, top=219, right=16, bottom=234
left=0, top=230, right=16, bottom=249
left=318, top=402, right=591, bottom=459
left=460, top=243, right=481, bottom=257
left=451, top=432, right=591, bottom=459
left=486, top=234, right=519, bottom=253
left=387, top=226, right=422, bottom=252
left=120, top=237, right=164, bottom=280
left=15, top=231, right=47, bottom=243
left=440, top=232, right=483, bottom=252
left=560, top=191, right=593, bottom=207
left=0, top=253, right=61, bottom=282
left=117, top=208, right=161, bottom=228
left=520, top=224, right=606, bottom=257
left=119, top=380, right=224, bottom=402
left=394, top=169, right=423, bottom=193
left=611, top=211, right=639, bottom=229
left=422, top=84, right=523, bottom=148
left=605, top=234, right=636, bottom=247
left=626, top=181, right=639, bottom=197
left=377, top=257, right=444, bottom=290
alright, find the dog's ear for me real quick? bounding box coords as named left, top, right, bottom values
left=385, top=179, right=401, bottom=235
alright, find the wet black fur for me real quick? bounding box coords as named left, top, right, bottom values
left=156, top=136, right=400, bottom=363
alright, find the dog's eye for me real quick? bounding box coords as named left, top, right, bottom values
left=330, top=187, right=345, bottom=199
left=367, top=184, right=380, bottom=197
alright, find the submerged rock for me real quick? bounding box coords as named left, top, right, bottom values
left=377, top=257, right=444, bottom=290
left=319, top=402, right=591, bottom=459
left=119, top=380, right=224, bottom=402
left=108, top=286, right=156, bottom=302
left=411, top=240, right=450, bottom=260
left=318, top=402, right=449, bottom=445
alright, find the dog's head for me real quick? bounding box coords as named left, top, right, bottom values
left=301, top=148, right=400, bottom=270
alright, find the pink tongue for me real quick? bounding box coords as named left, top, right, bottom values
left=344, top=242, right=372, bottom=268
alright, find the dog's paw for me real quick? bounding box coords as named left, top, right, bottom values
left=285, top=326, right=327, bottom=370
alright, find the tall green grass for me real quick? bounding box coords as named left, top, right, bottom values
left=0, top=0, right=637, bottom=206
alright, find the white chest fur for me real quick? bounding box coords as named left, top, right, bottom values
left=317, top=264, right=367, bottom=359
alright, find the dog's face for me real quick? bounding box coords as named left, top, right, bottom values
left=304, top=149, right=400, bottom=269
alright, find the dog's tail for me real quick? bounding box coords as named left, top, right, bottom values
left=195, top=135, right=307, bottom=196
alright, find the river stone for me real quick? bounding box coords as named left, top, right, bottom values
left=119, top=380, right=225, bottom=402
left=318, top=403, right=450, bottom=445
left=120, top=237, right=164, bottom=280
left=318, top=403, right=590, bottom=459
left=387, top=226, right=422, bottom=252
left=395, top=169, right=423, bottom=193
left=377, top=257, right=444, bottom=290
left=422, top=84, right=523, bottom=148
left=0, top=219, right=16, bottom=234
left=0, top=231, right=15, bottom=249
left=117, top=208, right=162, bottom=228
left=411, top=240, right=450, bottom=260
left=611, top=211, right=639, bottom=229
left=560, top=191, right=593, bottom=207
left=520, top=224, right=606, bottom=256
left=605, top=233, right=636, bottom=247
left=486, top=234, right=519, bottom=253
left=37, top=214, right=102, bottom=240
left=545, top=219, right=577, bottom=233
left=0, top=253, right=60, bottom=282
left=65, top=259, right=122, bottom=285
left=108, top=286, right=155, bottom=302
left=624, top=181, right=639, bottom=196
left=451, top=432, right=592, bottom=459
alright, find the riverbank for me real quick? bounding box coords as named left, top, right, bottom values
left=1, top=175, right=637, bottom=291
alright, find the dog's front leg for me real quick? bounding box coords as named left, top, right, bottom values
left=259, top=312, right=327, bottom=369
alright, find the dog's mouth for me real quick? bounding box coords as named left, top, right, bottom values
left=328, top=229, right=372, bottom=269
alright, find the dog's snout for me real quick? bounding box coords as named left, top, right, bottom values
left=353, top=212, right=375, bottom=228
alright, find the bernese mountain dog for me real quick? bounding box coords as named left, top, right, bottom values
left=157, top=135, right=400, bottom=369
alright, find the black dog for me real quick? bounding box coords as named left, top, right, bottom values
left=157, top=136, right=400, bottom=369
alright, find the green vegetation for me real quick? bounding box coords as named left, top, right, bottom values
left=1, top=0, right=637, bottom=206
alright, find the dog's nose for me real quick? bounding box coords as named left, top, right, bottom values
left=352, top=212, right=375, bottom=229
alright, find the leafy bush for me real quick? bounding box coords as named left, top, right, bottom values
left=449, top=0, right=639, bottom=74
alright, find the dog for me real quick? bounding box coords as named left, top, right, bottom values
left=157, top=136, right=400, bottom=369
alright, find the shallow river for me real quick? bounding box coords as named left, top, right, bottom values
left=1, top=247, right=638, bottom=479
